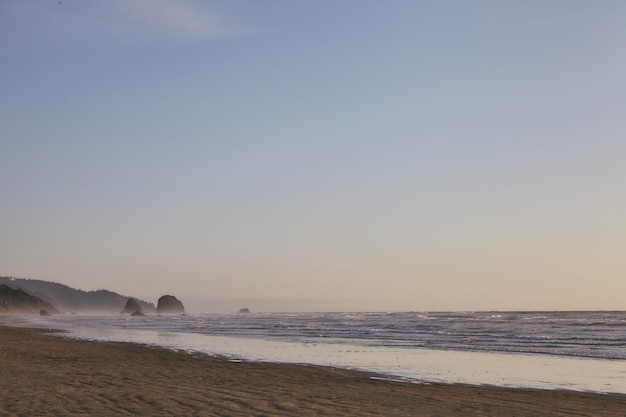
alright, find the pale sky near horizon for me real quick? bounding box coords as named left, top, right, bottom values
left=1, top=1, right=625, bottom=312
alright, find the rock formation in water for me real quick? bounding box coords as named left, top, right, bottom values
left=122, top=298, right=143, bottom=315
left=156, top=295, right=185, bottom=314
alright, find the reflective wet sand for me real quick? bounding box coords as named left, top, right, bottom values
left=2, top=326, right=626, bottom=417
left=64, top=325, right=626, bottom=394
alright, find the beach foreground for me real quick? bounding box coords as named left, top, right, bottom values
left=1, top=326, right=625, bottom=416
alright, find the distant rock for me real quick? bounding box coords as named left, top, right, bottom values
left=157, top=295, right=185, bottom=314
left=122, top=298, right=143, bottom=315
left=130, top=310, right=145, bottom=317
left=39, top=309, right=51, bottom=316
left=238, top=308, right=250, bottom=314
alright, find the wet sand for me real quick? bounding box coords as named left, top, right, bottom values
left=1, top=325, right=625, bottom=416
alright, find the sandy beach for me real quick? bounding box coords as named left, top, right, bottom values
left=1, top=325, right=625, bottom=416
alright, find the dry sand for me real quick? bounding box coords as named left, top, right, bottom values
left=1, top=325, right=625, bottom=416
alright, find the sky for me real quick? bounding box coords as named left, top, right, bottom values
left=1, top=1, right=625, bottom=312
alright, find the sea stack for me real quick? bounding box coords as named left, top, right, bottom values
left=157, top=295, right=185, bottom=315
left=122, top=298, right=143, bottom=315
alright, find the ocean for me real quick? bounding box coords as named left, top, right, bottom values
left=22, top=310, right=626, bottom=394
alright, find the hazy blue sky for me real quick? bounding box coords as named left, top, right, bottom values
left=1, top=1, right=625, bottom=312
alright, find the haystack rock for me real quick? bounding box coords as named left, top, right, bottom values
left=157, top=295, right=185, bottom=314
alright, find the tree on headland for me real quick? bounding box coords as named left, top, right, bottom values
left=0, top=284, right=59, bottom=314
left=0, top=276, right=156, bottom=314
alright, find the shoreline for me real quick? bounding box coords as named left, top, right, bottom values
left=20, top=314, right=626, bottom=394
left=2, top=325, right=626, bottom=416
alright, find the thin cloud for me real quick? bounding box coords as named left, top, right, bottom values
left=98, top=0, right=246, bottom=43
left=1, top=0, right=255, bottom=52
